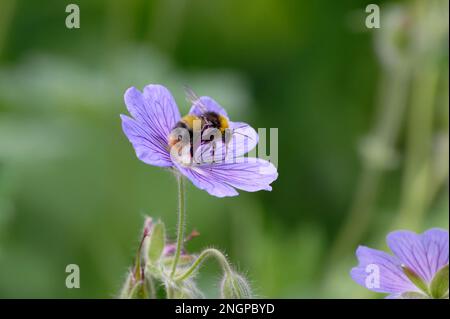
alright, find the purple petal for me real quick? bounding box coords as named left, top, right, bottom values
left=420, top=229, right=448, bottom=279
left=176, top=158, right=278, bottom=197
left=122, top=85, right=181, bottom=167
left=350, top=246, right=417, bottom=294
left=121, top=115, right=172, bottom=166
left=385, top=293, right=402, bottom=299
left=228, top=122, right=259, bottom=157
left=189, top=96, right=228, bottom=117
left=387, top=229, right=448, bottom=283
left=142, top=85, right=181, bottom=137
left=124, top=85, right=180, bottom=140
left=176, top=164, right=238, bottom=197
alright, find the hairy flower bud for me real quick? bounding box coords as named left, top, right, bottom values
left=144, top=220, right=166, bottom=265
left=118, top=270, right=134, bottom=299
left=220, top=272, right=253, bottom=299
left=129, top=281, right=148, bottom=299
left=171, top=279, right=205, bottom=299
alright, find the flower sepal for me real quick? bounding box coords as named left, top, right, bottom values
left=430, top=264, right=449, bottom=299
left=401, top=265, right=429, bottom=295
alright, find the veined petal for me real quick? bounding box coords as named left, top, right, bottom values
left=121, top=114, right=172, bottom=167
left=142, top=84, right=181, bottom=137
left=176, top=163, right=239, bottom=197
left=350, top=246, right=418, bottom=294
left=387, top=230, right=448, bottom=283
left=421, top=228, right=449, bottom=278
left=124, top=85, right=180, bottom=146
left=176, top=158, right=278, bottom=197
left=228, top=122, right=258, bottom=157
left=189, top=96, right=228, bottom=118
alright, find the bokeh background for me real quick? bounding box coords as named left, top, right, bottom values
left=0, top=0, right=448, bottom=298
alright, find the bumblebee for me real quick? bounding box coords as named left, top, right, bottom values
left=168, top=111, right=230, bottom=156
left=168, top=88, right=232, bottom=159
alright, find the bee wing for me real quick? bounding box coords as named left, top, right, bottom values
left=184, top=86, right=208, bottom=113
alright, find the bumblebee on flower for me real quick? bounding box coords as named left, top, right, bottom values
left=121, top=84, right=278, bottom=197
left=120, top=84, right=276, bottom=299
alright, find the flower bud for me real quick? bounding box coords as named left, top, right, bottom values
left=129, top=281, right=148, bottom=299
left=171, top=279, right=205, bottom=299
left=144, top=220, right=166, bottom=265
left=118, top=270, right=134, bottom=299
left=220, top=272, right=253, bottom=299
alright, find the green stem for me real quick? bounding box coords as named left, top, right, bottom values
left=170, top=174, right=186, bottom=278
left=175, top=248, right=233, bottom=282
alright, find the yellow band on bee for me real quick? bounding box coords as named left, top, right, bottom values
left=181, top=114, right=200, bottom=129
left=218, top=115, right=229, bottom=133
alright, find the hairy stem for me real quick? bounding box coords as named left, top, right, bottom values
left=175, top=248, right=233, bottom=282
left=170, top=174, right=186, bottom=278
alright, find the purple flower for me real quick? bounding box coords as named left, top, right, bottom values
left=350, top=228, right=449, bottom=299
left=120, top=84, right=278, bottom=197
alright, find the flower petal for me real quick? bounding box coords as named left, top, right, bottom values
left=121, top=114, right=172, bottom=167
left=176, top=164, right=238, bottom=197
left=176, top=158, right=278, bottom=197
left=387, top=229, right=448, bottom=283
left=124, top=85, right=180, bottom=146
left=142, top=84, right=181, bottom=137
left=228, top=122, right=259, bottom=157
left=350, top=246, right=417, bottom=294
left=189, top=96, right=228, bottom=117
left=385, top=293, right=402, bottom=299
left=421, top=228, right=449, bottom=279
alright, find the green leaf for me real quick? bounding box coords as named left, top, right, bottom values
left=430, top=264, right=449, bottom=299
left=147, top=221, right=166, bottom=264
left=402, top=265, right=429, bottom=295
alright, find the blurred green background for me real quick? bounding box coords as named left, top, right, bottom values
left=0, top=0, right=448, bottom=298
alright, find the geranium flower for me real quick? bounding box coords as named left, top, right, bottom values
left=350, top=228, right=449, bottom=299
left=120, top=84, right=278, bottom=197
